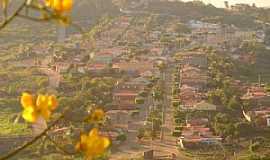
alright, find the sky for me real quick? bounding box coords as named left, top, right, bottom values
left=182, top=0, right=270, bottom=8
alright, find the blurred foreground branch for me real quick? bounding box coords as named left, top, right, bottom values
left=0, top=0, right=83, bottom=33
left=0, top=108, right=69, bottom=160
left=0, top=0, right=27, bottom=30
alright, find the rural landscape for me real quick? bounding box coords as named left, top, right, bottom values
left=0, top=0, right=270, bottom=160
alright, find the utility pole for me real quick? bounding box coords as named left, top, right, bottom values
left=160, top=67, right=166, bottom=141
left=258, top=74, right=262, bottom=87
left=57, top=25, right=66, bottom=43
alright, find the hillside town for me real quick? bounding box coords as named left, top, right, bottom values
left=1, top=0, right=270, bottom=160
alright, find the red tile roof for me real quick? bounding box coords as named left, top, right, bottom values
left=87, top=63, right=107, bottom=70
left=114, top=91, right=138, bottom=96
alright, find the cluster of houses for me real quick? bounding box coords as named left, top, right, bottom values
left=178, top=118, right=222, bottom=149
left=48, top=15, right=168, bottom=76
left=241, top=85, right=270, bottom=127
left=176, top=52, right=270, bottom=150
left=29, top=15, right=171, bottom=143
left=177, top=51, right=210, bottom=110
left=229, top=3, right=258, bottom=12
left=187, top=20, right=265, bottom=49
left=107, top=75, right=153, bottom=129
left=79, top=15, right=169, bottom=137
left=175, top=51, right=221, bottom=149
left=101, top=15, right=190, bottom=142
left=2, top=14, right=172, bottom=145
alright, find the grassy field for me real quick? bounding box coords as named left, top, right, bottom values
left=0, top=107, right=30, bottom=136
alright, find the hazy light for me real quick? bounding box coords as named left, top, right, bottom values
left=182, top=0, right=270, bottom=8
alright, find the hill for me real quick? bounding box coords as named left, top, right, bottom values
left=73, top=0, right=119, bottom=21
left=141, top=0, right=258, bottom=29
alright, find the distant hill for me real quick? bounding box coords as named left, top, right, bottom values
left=72, top=0, right=119, bottom=22
left=140, top=1, right=259, bottom=29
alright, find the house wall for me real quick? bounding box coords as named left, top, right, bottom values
left=267, top=118, right=270, bottom=127
left=113, top=95, right=136, bottom=103
left=180, top=56, right=208, bottom=68
left=108, top=112, right=130, bottom=126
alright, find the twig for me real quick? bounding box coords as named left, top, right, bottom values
left=27, top=4, right=51, bottom=12
left=45, top=134, right=77, bottom=155
left=70, top=22, right=84, bottom=34
left=0, top=2, right=83, bottom=34
left=0, top=0, right=27, bottom=30
left=17, top=14, right=51, bottom=22
left=27, top=4, right=83, bottom=33
left=0, top=109, right=68, bottom=160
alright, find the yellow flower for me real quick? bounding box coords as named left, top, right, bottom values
left=48, top=95, right=58, bottom=110
left=22, top=106, right=38, bottom=123
left=45, top=0, right=73, bottom=13
left=1, top=0, right=9, bottom=10
left=20, top=93, right=58, bottom=123
left=21, top=92, right=34, bottom=108
left=89, top=109, right=105, bottom=123
left=76, top=128, right=110, bottom=160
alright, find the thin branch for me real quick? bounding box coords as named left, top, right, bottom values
left=27, top=4, right=51, bottom=12
left=45, top=134, right=77, bottom=155
left=17, top=14, right=51, bottom=22
left=3, top=7, right=7, bottom=20
left=39, top=136, right=49, bottom=155
left=0, top=0, right=27, bottom=30
left=70, top=22, right=84, bottom=34
left=23, top=4, right=84, bottom=33
left=0, top=108, right=69, bottom=160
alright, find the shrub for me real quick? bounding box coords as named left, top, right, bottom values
left=172, top=130, right=182, bottom=137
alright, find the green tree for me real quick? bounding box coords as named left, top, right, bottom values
left=264, top=28, right=270, bottom=46
left=137, top=128, right=145, bottom=140
left=227, top=96, right=241, bottom=111
left=214, top=113, right=236, bottom=139
left=173, top=23, right=191, bottom=34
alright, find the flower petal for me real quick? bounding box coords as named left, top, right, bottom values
left=76, top=134, right=89, bottom=152
left=21, top=92, right=34, bottom=108
left=89, top=128, right=99, bottom=138
left=89, top=109, right=105, bottom=123
left=62, top=0, right=73, bottom=11
left=46, top=0, right=73, bottom=12
left=81, top=134, right=88, bottom=144
left=77, top=129, right=111, bottom=160
left=22, top=107, right=37, bottom=123
left=75, top=142, right=82, bottom=151
left=41, top=109, right=51, bottom=121
left=48, top=95, right=58, bottom=110
left=36, top=94, right=49, bottom=111
left=101, top=137, right=110, bottom=149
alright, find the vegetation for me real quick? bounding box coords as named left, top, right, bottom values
left=145, top=1, right=259, bottom=29
left=2, top=0, right=270, bottom=160
left=0, top=112, right=30, bottom=136
left=233, top=41, right=270, bottom=82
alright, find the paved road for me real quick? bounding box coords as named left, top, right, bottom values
left=110, top=64, right=192, bottom=160
left=110, top=96, right=151, bottom=159
left=158, top=64, right=192, bottom=160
